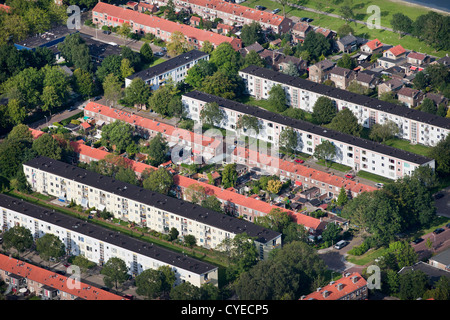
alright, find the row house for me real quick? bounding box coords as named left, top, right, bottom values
left=292, top=22, right=312, bottom=43
left=231, top=146, right=377, bottom=199
left=23, top=156, right=282, bottom=260
left=397, top=87, right=422, bottom=108
left=149, top=0, right=293, bottom=34
left=182, top=90, right=435, bottom=180
left=301, top=272, right=368, bottom=300
left=83, top=102, right=223, bottom=162
left=125, top=49, right=209, bottom=90
left=0, top=194, right=218, bottom=287
left=308, top=59, right=336, bottom=83
left=28, top=128, right=325, bottom=236
left=329, top=66, right=356, bottom=90
left=239, top=65, right=450, bottom=147
left=0, top=254, right=126, bottom=300
left=137, top=1, right=158, bottom=13
left=92, top=2, right=242, bottom=51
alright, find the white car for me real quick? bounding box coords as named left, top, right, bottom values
left=375, top=183, right=384, bottom=188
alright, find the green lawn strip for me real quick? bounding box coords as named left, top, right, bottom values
left=316, top=159, right=352, bottom=172
left=346, top=246, right=390, bottom=266
left=383, top=138, right=432, bottom=157
left=356, top=171, right=393, bottom=184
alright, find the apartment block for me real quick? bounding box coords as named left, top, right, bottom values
left=182, top=90, right=435, bottom=180
left=0, top=194, right=218, bottom=287
left=92, top=2, right=242, bottom=50
left=23, top=156, right=282, bottom=260
left=239, top=65, right=450, bottom=147
left=149, top=0, right=293, bottom=34
left=125, top=50, right=209, bottom=90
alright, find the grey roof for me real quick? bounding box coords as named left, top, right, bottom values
left=126, top=50, right=209, bottom=81
left=24, top=156, right=280, bottom=244
left=240, top=65, right=450, bottom=130
left=429, top=248, right=450, bottom=266
left=338, top=34, right=357, bottom=46
left=184, top=90, right=433, bottom=165
left=0, top=194, right=217, bottom=275
left=399, top=261, right=450, bottom=284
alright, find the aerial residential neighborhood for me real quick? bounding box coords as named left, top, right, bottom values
left=0, top=0, right=449, bottom=307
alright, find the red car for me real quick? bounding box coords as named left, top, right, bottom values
left=294, top=159, right=304, bottom=164
left=345, top=174, right=355, bottom=179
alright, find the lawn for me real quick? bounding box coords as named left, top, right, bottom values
left=356, top=170, right=394, bottom=184
left=241, top=0, right=450, bottom=57
left=383, top=138, right=432, bottom=157
left=316, top=159, right=352, bottom=172
left=346, top=246, right=390, bottom=265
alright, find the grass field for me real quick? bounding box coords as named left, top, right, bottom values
left=241, top=0, right=450, bottom=57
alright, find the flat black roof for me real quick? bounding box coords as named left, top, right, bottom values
left=183, top=90, right=432, bottom=165
left=240, top=65, right=450, bottom=130
left=127, top=49, right=209, bottom=81
left=24, top=156, right=280, bottom=244
left=14, top=25, right=78, bottom=49
left=0, top=194, right=216, bottom=275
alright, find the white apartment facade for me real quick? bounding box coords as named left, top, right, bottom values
left=239, top=65, right=450, bottom=147
left=0, top=194, right=218, bottom=287
left=182, top=91, right=435, bottom=180
left=125, top=50, right=209, bottom=90
left=23, top=156, right=281, bottom=260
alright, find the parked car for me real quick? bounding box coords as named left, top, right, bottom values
left=154, top=52, right=164, bottom=57
left=412, top=237, right=424, bottom=244
left=434, top=193, right=444, bottom=199
left=294, top=158, right=304, bottom=163
left=433, top=228, right=445, bottom=234
left=306, top=18, right=314, bottom=22
left=375, top=183, right=384, bottom=188
left=255, top=5, right=266, bottom=10
left=103, top=30, right=111, bottom=35
left=345, top=174, right=355, bottom=179
left=334, top=240, right=348, bottom=250
left=446, top=223, right=450, bottom=229
left=271, top=8, right=281, bottom=14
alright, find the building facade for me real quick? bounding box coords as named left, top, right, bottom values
left=23, top=156, right=282, bottom=260
left=92, top=2, right=242, bottom=50
left=0, top=194, right=218, bottom=287
left=125, top=50, right=209, bottom=89
left=239, top=65, right=450, bottom=147
left=182, top=90, right=435, bottom=180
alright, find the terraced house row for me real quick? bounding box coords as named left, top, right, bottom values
left=148, top=0, right=293, bottom=34
left=182, top=90, right=435, bottom=180
left=0, top=194, right=218, bottom=287
left=239, top=65, right=450, bottom=147
left=92, top=2, right=242, bottom=50
left=23, top=156, right=282, bottom=260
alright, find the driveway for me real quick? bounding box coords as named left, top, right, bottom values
left=318, top=234, right=364, bottom=272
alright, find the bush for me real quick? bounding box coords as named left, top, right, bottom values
left=348, top=241, right=370, bottom=256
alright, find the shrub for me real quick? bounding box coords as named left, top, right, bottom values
left=348, top=241, right=370, bottom=256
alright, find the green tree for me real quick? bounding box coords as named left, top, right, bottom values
left=337, top=23, right=354, bottom=38
left=387, top=241, right=418, bottom=270
left=36, top=234, right=65, bottom=262
left=337, top=54, right=356, bottom=69
left=147, top=80, right=180, bottom=116
left=268, top=84, right=287, bottom=113
left=96, top=55, right=123, bottom=83
left=136, top=266, right=176, bottom=299
left=221, top=163, right=238, bottom=189
left=391, top=13, right=413, bottom=37
left=101, top=120, right=134, bottom=154
left=202, top=71, right=237, bottom=99
left=336, top=187, right=348, bottom=206
left=101, top=257, right=129, bottom=290
left=184, top=234, right=196, bottom=248
left=209, top=42, right=241, bottom=76
left=369, top=120, right=399, bottom=142
left=115, top=167, right=138, bottom=185
left=146, top=133, right=169, bottom=166
left=73, top=68, right=95, bottom=99
left=169, top=282, right=201, bottom=300
left=429, top=134, right=450, bottom=176
left=279, top=127, right=298, bottom=154
left=200, top=101, right=225, bottom=126
left=398, top=270, right=429, bottom=300
left=236, top=115, right=262, bottom=134
left=32, top=133, right=62, bottom=160
left=311, top=96, right=336, bottom=124
left=240, top=21, right=264, bottom=46
left=120, top=58, right=135, bottom=81
left=167, top=31, right=193, bottom=56
left=200, top=40, right=214, bottom=54
left=242, top=50, right=265, bottom=69
left=143, top=167, right=174, bottom=195
left=328, top=107, right=362, bottom=136
left=184, top=60, right=217, bottom=89
left=420, top=98, right=437, bottom=114
left=255, top=207, right=293, bottom=234
left=2, top=226, right=33, bottom=256
left=7, top=99, right=26, bottom=125
left=313, top=140, right=336, bottom=168
left=201, top=195, right=223, bottom=213
left=302, top=31, right=332, bottom=62
left=140, top=42, right=153, bottom=63
left=123, top=77, right=151, bottom=110
left=321, top=222, right=342, bottom=245
left=282, top=60, right=300, bottom=77
left=412, top=71, right=428, bottom=90
left=103, top=73, right=123, bottom=107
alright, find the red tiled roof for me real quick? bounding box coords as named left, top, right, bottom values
left=301, top=272, right=367, bottom=300
left=292, top=22, right=311, bottom=33
left=364, top=38, right=382, bottom=50
left=30, top=128, right=45, bottom=139
left=0, top=254, right=126, bottom=300
left=92, top=2, right=242, bottom=50
left=181, top=0, right=287, bottom=27
left=407, top=51, right=426, bottom=61
left=81, top=122, right=91, bottom=129
left=388, top=45, right=405, bottom=57
left=0, top=3, right=10, bottom=12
